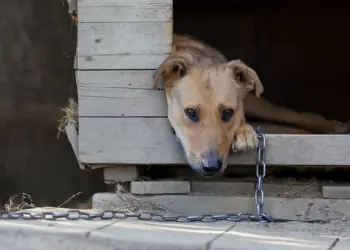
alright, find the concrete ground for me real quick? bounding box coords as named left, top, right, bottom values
left=1, top=211, right=349, bottom=250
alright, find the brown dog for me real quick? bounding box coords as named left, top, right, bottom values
left=154, top=34, right=348, bottom=176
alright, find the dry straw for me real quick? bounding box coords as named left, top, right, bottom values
left=113, top=186, right=172, bottom=214
left=5, top=193, right=35, bottom=212
left=57, top=98, right=78, bottom=139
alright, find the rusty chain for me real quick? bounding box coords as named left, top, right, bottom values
left=0, top=128, right=279, bottom=223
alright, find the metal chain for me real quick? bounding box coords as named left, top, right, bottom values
left=0, top=210, right=273, bottom=222
left=0, top=128, right=276, bottom=223
left=254, top=127, right=273, bottom=222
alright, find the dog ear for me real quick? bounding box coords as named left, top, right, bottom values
left=226, top=60, right=264, bottom=97
left=153, top=46, right=189, bottom=89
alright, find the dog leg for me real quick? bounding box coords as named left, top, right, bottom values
left=244, top=94, right=349, bottom=134
left=232, top=123, right=258, bottom=153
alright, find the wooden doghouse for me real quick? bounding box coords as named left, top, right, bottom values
left=75, top=0, right=350, bottom=184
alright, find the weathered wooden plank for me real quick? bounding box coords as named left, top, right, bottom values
left=104, top=165, right=138, bottom=182
left=79, top=88, right=166, bottom=117
left=77, top=70, right=157, bottom=89
left=76, top=54, right=169, bottom=70
left=79, top=0, right=172, bottom=7
left=322, top=185, right=350, bottom=199
left=79, top=6, right=172, bottom=23
left=78, top=70, right=165, bottom=117
left=78, top=117, right=350, bottom=166
left=78, top=22, right=172, bottom=55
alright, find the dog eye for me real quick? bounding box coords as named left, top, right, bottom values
left=221, top=109, right=234, bottom=122
left=184, top=108, right=199, bottom=122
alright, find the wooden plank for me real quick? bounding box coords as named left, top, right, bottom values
left=78, top=71, right=165, bottom=117
left=79, top=88, right=166, bottom=117
left=77, top=70, right=157, bottom=89
left=79, top=0, right=172, bottom=7
left=79, top=6, right=172, bottom=23
left=78, top=22, right=172, bottom=55
left=78, top=117, right=350, bottom=166
left=322, top=185, right=350, bottom=199
left=76, top=54, right=168, bottom=70
left=104, top=165, right=138, bottom=182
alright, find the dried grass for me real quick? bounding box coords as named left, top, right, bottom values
left=113, top=186, right=173, bottom=214
left=5, top=193, right=35, bottom=212
left=278, top=178, right=318, bottom=197
left=57, top=192, right=82, bottom=208
left=4, top=187, right=172, bottom=215
left=57, top=98, right=78, bottom=139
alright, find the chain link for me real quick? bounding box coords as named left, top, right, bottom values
left=0, top=127, right=276, bottom=223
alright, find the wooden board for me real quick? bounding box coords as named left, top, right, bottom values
left=78, top=22, right=172, bottom=55
left=76, top=54, right=168, bottom=70
left=77, top=70, right=157, bottom=89
left=79, top=6, right=172, bottom=23
left=78, top=0, right=172, bottom=7
left=78, top=117, right=350, bottom=166
left=78, top=70, right=167, bottom=117
left=79, top=88, right=167, bottom=117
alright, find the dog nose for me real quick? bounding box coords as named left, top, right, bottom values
left=202, top=151, right=223, bottom=174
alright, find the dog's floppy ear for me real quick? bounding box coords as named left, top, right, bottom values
left=153, top=46, right=189, bottom=89
left=225, top=60, right=264, bottom=97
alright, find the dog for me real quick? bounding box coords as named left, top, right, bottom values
left=154, top=34, right=349, bottom=176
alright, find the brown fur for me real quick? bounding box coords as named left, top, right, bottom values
left=154, top=34, right=348, bottom=175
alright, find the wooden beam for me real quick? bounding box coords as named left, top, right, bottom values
left=78, top=117, right=350, bottom=166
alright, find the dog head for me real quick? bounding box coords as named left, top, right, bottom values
left=154, top=52, right=263, bottom=176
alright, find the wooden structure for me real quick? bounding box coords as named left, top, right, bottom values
left=75, top=0, right=350, bottom=181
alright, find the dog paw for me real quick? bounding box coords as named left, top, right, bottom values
left=232, top=123, right=258, bottom=153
